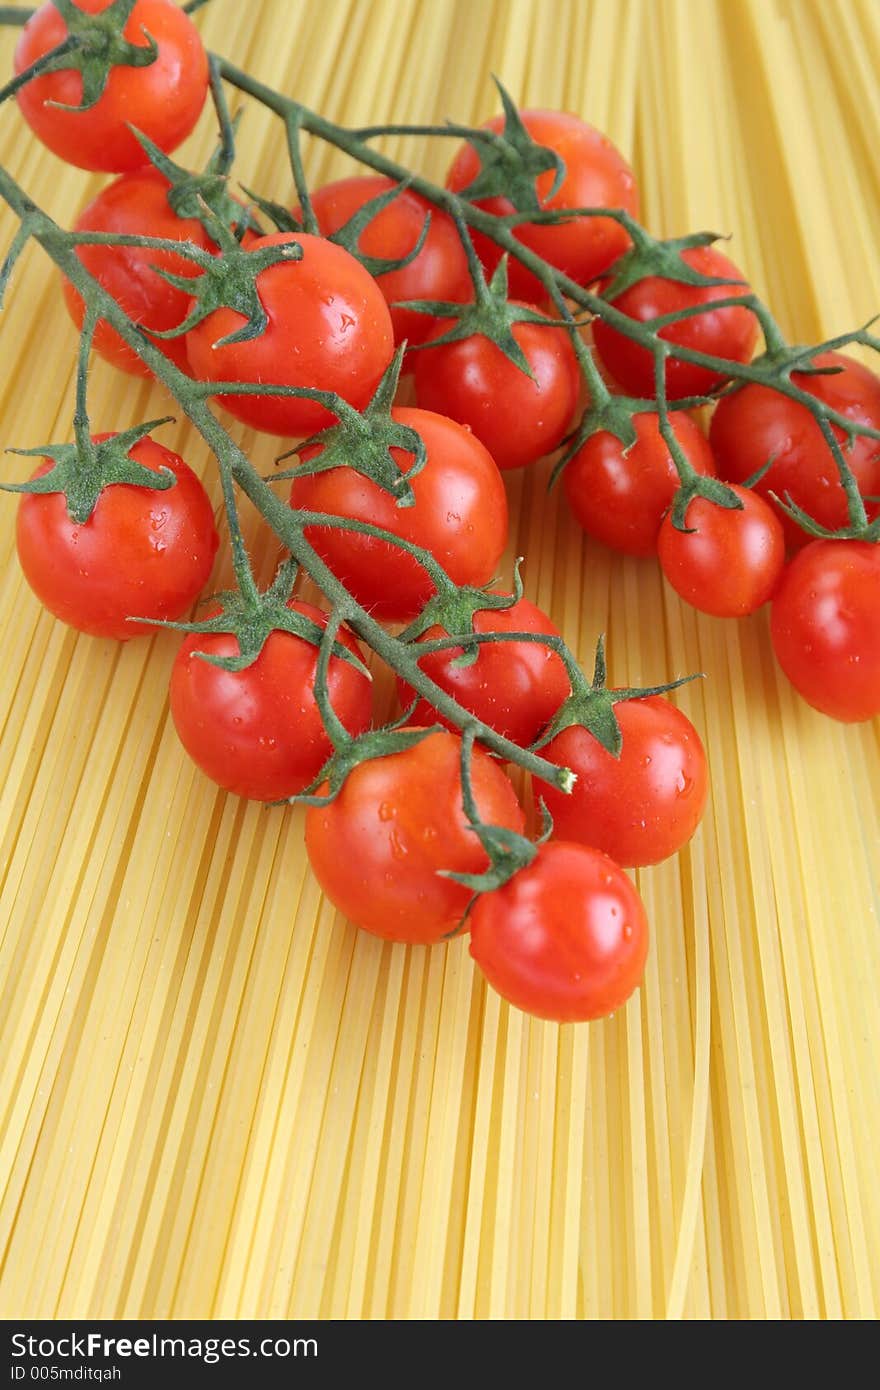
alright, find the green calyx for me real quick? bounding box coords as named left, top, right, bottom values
left=36, top=0, right=159, bottom=113
left=599, top=228, right=742, bottom=303
left=452, top=76, right=565, bottom=214
left=290, top=722, right=440, bottom=808
left=146, top=556, right=371, bottom=676
left=550, top=394, right=643, bottom=487
left=323, top=178, right=432, bottom=278
left=399, top=560, right=524, bottom=652
left=151, top=216, right=302, bottom=346
left=532, top=636, right=700, bottom=758
left=129, top=124, right=261, bottom=240
left=275, top=349, right=427, bottom=506
left=667, top=472, right=745, bottom=533
left=2, top=417, right=176, bottom=524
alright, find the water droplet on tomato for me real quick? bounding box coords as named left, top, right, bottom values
left=378, top=801, right=395, bottom=821
left=676, top=771, right=692, bottom=795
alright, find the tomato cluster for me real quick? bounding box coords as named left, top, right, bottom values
left=4, top=0, right=879, bottom=1022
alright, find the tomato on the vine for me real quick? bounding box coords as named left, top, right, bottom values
left=14, top=0, right=208, bottom=173
left=592, top=245, right=759, bottom=400
left=185, top=232, right=395, bottom=437
left=412, top=307, right=581, bottom=470
left=657, top=484, right=785, bottom=616
left=770, top=539, right=880, bottom=722
left=170, top=600, right=373, bottom=802
left=304, top=729, right=525, bottom=943
left=469, top=840, right=649, bottom=1022
left=396, top=593, right=570, bottom=746
left=563, top=411, right=716, bottom=556
left=709, top=351, right=880, bottom=550
left=446, top=109, right=639, bottom=301
left=63, top=169, right=243, bottom=378
left=289, top=406, right=509, bottom=623
left=306, top=176, right=471, bottom=350
left=15, top=435, right=219, bottom=639
left=534, top=696, right=708, bottom=868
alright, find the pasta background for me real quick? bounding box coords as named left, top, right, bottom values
left=0, top=0, right=878, bottom=1320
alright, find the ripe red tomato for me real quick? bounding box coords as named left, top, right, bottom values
left=304, top=728, right=525, bottom=943
left=770, top=539, right=880, bottom=722
left=306, top=176, right=471, bottom=349
left=170, top=600, right=373, bottom=801
left=469, top=840, right=648, bottom=1021
left=563, top=411, right=716, bottom=556
left=14, top=0, right=208, bottom=173
left=15, top=435, right=218, bottom=639
left=446, top=109, right=639, bottom=301
left=592, top=245, right=759, bottom=400
left=412, top=308, right=581, bottom=470
left=396, top=593, right=570, bottom=745
left=63, top=168, right=229, bottom=378
left=185, top=232, right=395, bottom=437
left=533, top=696, right=708, bottom=868
left=709, top=351, right=880, bottom=550
left=289, top=406, right=509, bottom=623
left=657, top=484, right=785, bottom=616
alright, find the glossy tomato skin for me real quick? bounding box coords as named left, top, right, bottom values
left=592, top=245, right=759, bottom=400
left=289, top=406, right=509, bottom=623
left=412, top=307, right=581, bottom=470
left=304, top=729, right=525, bottom=943
left=63, top=169, right=217, bottom=377
left=446, top=109, right=639, bottom=301
left=186, top=233, right=395, bottom=437
left=658, top=485, right=785, bottom=616
left=14, top=0, right=208, bottom=173
left=307, top=176, right=471, bottom=349
left=534, top=697, right=708, bottom=868
left=469, top=841, right=648, bottom=1022
left=709, top=352, right=880, bottom=550
left=15, top=435, right=218, bottom=639
left=396, top=593, right=570, bottom=745
left=564, top=411, right=716, bottom=556
left=170, top=600, right=373, bottom=801
left=770, top=540, right=880, bottom=722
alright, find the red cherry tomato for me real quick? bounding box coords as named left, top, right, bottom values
left=304, top=728, right=525, bottom=943
left=185, top=233, right=395, bottom=437
left=63, top=168, right=230, bottom=378
left=770, top=539, right=880, bottom=722
left=446, top=109, right=639, bottom=301
left=289, top=406, right=509, bottom=623
left=469, top=840, right=649, bottom=1022
left=306, top=176, right=471, bottom=350
left=412, top=307, right=581, bottom=470
left=15, top=434, right=218, bottom=639
left=592, top=245, right=759, bottom=400
left=657, top=484, right=785, bottom=616
left=14, top=0, right=208, bottom=173
left=533, top=696, right=708, bottom=868
left=170, top=600, right=373, bottom=801
left=396, top=593, right=570, bottom=745
left=709, top=351, right=880, bottom=550
left=563, top=411, right=716, bottom=556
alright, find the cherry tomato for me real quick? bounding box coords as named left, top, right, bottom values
left=304, top=728, right=525, bottom=943
left=289, top=406, right=509, bottom=623
left=469, top=840, right=648, bottom=1022
left=15, top=434, right=218, bottom=639
left=396, top=593, right=570, bottom=745
left=412, top=307, right=581, bottom=470
left=770, top=539, right=880, bottom=722
left=533, top=696, right=708, bottom=868
left=446, top=109, right=639, bottom=301
left=592, top=245, right=759, bottom=400
left=170, top=600, right=373, bottom=801
left=14, top=0, right=208, bottom=173
left=306, top=176, right=471, bottom=350
left=709, top=351, right=880, bottom=550
left=563, top=411, right=716, bottom=556
left=185, top=232, right=395, bottom=437
left=63, top=168, right=232, bottom=378
left=657, top=484, right=785, bottom=616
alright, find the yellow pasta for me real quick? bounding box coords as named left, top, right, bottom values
left=0, top=0, right=878, bottom=1321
